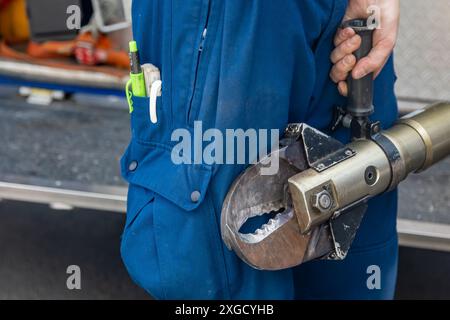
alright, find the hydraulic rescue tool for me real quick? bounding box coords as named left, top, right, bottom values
left=220, top=19, right=450, bottom=270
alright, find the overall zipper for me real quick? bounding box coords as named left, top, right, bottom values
left=187, top=0, right=212, bottom=124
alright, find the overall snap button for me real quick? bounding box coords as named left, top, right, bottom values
left=191, top=191, right=201, bottom=203
left=128, top=161, right=138, bottom=172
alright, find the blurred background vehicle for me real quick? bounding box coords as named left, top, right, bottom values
left=0, top=0, right=448, bottom=299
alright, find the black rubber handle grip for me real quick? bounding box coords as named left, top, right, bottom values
left=342, top=19, right=374, bottom=117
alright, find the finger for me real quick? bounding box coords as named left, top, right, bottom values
left=330, top=34, right=361, bottom=64
left=330, top=54, right=356, bottom=83
left=352, top=38, right=395, bottom=79
left=334, top=27, right=355, bottom=47
left=338, top=81, right=348, bottom=96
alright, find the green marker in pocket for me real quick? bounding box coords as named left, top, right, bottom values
left=129, top=41, right=147, bottom=97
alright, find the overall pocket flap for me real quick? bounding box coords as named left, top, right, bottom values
left=121, top=139, right=213, bottom=212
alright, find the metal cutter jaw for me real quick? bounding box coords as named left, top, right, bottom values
left=220, top=123, right=367, bottom=270
left=220, top=147, right=312, bottom=270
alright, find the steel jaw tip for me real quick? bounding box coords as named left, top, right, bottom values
left=220, top=147, right=311, bottom=270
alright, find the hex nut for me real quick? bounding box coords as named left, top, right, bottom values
left=312, top=189, right=333, bottom=212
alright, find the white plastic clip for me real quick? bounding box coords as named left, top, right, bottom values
left=149, top=80, right=162, bottom=124
left=141, top=63, right=162, bottom=124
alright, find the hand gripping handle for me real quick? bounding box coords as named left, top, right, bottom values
left=342, top=19, right=375, bottom=117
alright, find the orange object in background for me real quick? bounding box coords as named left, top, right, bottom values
left=74, top=32, right=130, bottom=69
left=0, top=33, right=130, bottom=71
left=0, top=0, right=30, bottom=43
left=24, top=32, right=130, bottom=69
left=27, top=41, right=75, bottom=60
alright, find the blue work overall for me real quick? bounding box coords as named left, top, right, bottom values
left=120, top=0, right=399, bottom=299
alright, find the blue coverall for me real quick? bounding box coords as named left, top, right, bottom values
left=120, top=0, right=399, bottom=299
